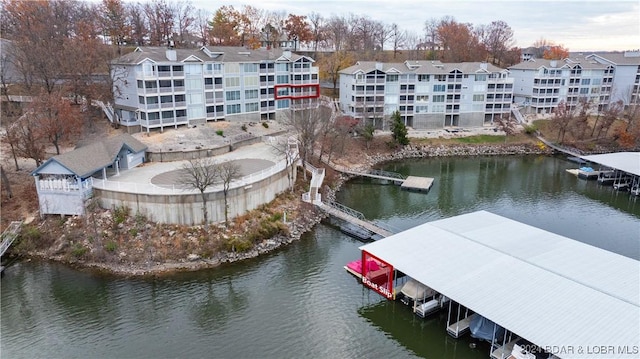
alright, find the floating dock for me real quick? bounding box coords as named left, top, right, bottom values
left=400, top=176, right=434, bottom=192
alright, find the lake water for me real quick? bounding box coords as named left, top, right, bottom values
left=2, top=155, right=638, bottom=358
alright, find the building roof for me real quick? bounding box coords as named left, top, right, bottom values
left=359, top=211, right=640, bottom=358
left=586, top=51, right=640, bottom=66
left=112, top=46, right=309, bottom=65
left=509, top=57, right=608, bottom=71
left=33, top=134, right=147, bottom=178
left=339, top=60, right=507, bottom=75
left=581, top=152, right=640, bottom=176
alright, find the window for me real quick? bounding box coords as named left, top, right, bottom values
left=138, top=96, right=145, bottom=104
left=581, top=78, right=591, bottom=85
left=225, top=63, right=240, bottom=74
left=473, top=94, right=484, bottom=102
left=386, top=75, right=399, bottom=82
left=433, top=95, right=445, bottom=102
left=243, top=63, right=258, bottom=73
left=416, top=105, right=428, bottom=113
left=245, top=102, right=259, bottom=112
left=277, top=99, right=290, bottom=109
left=244, top=76, right=259, bottom=87
left=277, top=87, right=289, bottom=97
left=227, top=104, right=241, bottom=114
left=416, top=95, right=429, bottom=102
left=276, top=75, right=289, bottom=84
left=475, top=74, right=487, bottom=81
left=275, top=63, right=288, bottom=72
left=433, top=84, right=445, bottom=92
left=226, top=90, right=241, bottom=101
left=137, top=80, right=143, bottom=89
left=245, top=89, right=259, bottom=99
left=184, top=64, right=202, bottom=75
left=418, top=75, right=430, bottom=82
left=579, top=88, right=589, bottom=94
left=225, top=77, right=240, bottom=87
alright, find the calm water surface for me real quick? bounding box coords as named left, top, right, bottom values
left=2, top=155, right=638, bottom=358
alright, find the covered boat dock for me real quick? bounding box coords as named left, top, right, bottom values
left=357, top=211, right=640, bottom=359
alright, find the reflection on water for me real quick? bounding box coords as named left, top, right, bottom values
left=2, top=155, right=638, bottom=358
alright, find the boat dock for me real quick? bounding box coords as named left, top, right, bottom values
left=353, top=211, right=640, bottom=358
left=342, top=169, right=434, bottom=192
left=400, top=176, right=434, bottom=192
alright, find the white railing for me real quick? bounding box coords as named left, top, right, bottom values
left=92, top=159, right=288, bottom=195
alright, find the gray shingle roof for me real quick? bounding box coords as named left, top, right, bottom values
left=586, top=51, right=640, bottom=66
left=33, top=134, right=147, bottom=178
left=508, top=56, right=608, bottom=71
left=340, top=60, right=507, bottom=75
left=112, top=46, right=308, bottom=65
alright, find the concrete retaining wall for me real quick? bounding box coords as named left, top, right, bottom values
left=95, top=166, right=292, bottom=225
left=145, top=130, right=288, bottom=163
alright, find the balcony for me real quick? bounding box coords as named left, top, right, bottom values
left=158, top=71, right=171, bottom=78
left=159, top=87, right=173, bottom=93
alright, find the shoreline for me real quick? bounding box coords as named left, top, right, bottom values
left=14, top=142, right=552, bottom=277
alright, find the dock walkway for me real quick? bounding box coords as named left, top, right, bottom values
left=1, top=221, right=23, bottom=258
left=338, top=166, right=434, bottom=192
left=319, top=202, right=393, bottom=238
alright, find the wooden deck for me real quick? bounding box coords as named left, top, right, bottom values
left=401, top=176, right=434, bottom=192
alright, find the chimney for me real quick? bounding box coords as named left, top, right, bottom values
left=480, top=62, right=488, bottom=70
left=550, top=60, right=557, bottom=68
left=375, top=62, right=383, bottom=71
left=166, top=49, right=177, bottom=61
left=283, top=49, right=292, bottom=58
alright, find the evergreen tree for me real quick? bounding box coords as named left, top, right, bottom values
left=390, top=111, right=409, bottom=146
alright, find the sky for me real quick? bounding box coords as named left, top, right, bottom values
left=189, top=0, right=640, bottom=52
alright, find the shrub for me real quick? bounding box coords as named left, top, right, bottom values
left=128, top=228, right=138, bottom=237
left=223, top=236, right=253, bottom=252
left=216, top=130, right=224, bottom=136
left=21, top=225, right=42, bottom=241
left=523, top=123, right=538, bottom=135
left=104, top=240, right=118, bottom=252
left=113, top=206, right=129, bottom=225
left=241, top=124, right=247, bottom=132
left=71, top=244, right=88, bottom=258
left=262, top=122, right=269, bottom=128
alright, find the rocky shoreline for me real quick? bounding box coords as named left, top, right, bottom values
left=18, top=142, right=551, bottom=277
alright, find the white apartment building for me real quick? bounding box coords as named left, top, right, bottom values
left=508, top=51, right=640, bottom=114
left=339, top=61, right=513, bottom=130
left=111, top=46, right=320, bottom=131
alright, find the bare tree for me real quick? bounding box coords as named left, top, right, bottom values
left=268, top=137, right=299, bottom=192
left=281, top=106, right=327, bottom=179
left=218, top=160, right=241, bottom=225
left=552, top=101, right=575, bottom=143
left=181, top=157, right=219, bottom=224
left=174, top=0, right=195, bottom=47
left=480, top=20, right=515, bottom=67
left=1, top=166, right=12, bottom=199
left=194, top=9, right=211, bottom=46
left=494, top=113, right=517, bottom=143
left=307, top=12, right=324, bottom=54
left=6, top=115, right=46, bottom=167
left=389, top=23, right=406, bottom=59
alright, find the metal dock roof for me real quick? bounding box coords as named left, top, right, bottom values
left=359, top=211, right=640, bottom=359
left=581, top=152, right=640, bottom=176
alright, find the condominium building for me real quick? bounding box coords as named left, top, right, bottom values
left=586, top=51, right=640, bottom=106
left=111, top=46, right=320, bottom=131
left=339, top=61, right=513, bottom=130
left=508, top=51, right=640, bottom=114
